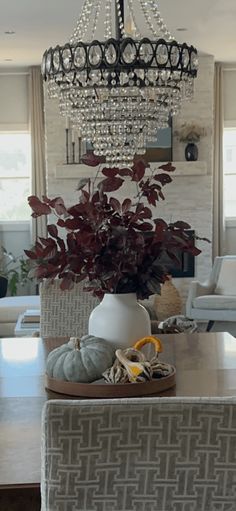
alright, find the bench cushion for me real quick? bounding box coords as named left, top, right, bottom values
left=193, top=295, right=236, bottom=310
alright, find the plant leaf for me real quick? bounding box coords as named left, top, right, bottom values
left=98, top=177, right=124, bottom=192
left=81, top=152, right=103, bottom=167
left=47, top=224, right=58, bottom=238
left=122, top=198, right=132, bottom=213
left=110, top=197, right=121, bottom=212
left=154, top=173, right=172, bottom=185
left=28, top=196, right=51, bottom=216
left=158, top=162, right=176, bottom=172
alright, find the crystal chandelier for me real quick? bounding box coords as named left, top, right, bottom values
left=42, top=0, right=198, bottom=167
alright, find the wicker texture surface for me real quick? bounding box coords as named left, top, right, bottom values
left=40, top=280, right=98, bottom=338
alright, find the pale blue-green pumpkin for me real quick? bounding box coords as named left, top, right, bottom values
left=46, top=335, right=115, bottom=383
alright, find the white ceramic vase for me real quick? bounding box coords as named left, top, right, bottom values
left=88, top=293, right=151, bottom=349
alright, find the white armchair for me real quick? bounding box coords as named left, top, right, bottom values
left=186, top=255, right=236, bottom=331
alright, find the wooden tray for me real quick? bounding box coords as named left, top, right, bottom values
left=45, top=366, right=176, bottom=398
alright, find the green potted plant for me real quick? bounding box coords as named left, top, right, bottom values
left=25, top=156, right=206, bottom=347
left=0, top=246, right=31, bottom=297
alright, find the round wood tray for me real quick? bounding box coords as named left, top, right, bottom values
left=45, top=365, right=176, bottom=398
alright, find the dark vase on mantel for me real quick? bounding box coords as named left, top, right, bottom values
left=185, top=142, right=198, bottom=161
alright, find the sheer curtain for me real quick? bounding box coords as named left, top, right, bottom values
left=29, top=66, right=47, bottom=243
left=212, top=63, right=225, bottom=259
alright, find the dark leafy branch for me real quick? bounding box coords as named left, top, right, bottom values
left=25, top=156, right=207, bottom=299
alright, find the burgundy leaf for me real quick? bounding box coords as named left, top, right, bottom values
left=158, top=162, right=176, bottom=172
left=118, top=168, right=133, bottom=177
left=28, top=196, right=51, bottom=216
left=122, top=198, right=132, bottom=213
left=98, top=177, right=124, bottom=192
left=102, top=168, right=118, bottom=177
left=60, top=277, right=75, bottom=291
left=64, top=218, right=84, bottom=230
left=47, top=224, right=58, bottom=238
left=38, top=238, right=53, bottom=247
left=57, top=238, right=66, bottom=252
left=147, top=190, right=158, bottom=206
left=81, top=152, right=103, bottom=167
left=42, top=195, right=53, bottom=205
left=135, top=222, right=153, bottom=231
left=154, top=173, right=172, bottom=185
left=158, top=191, right=165, bottom=200
left=57, top=218, right=66, bottom=228
left=154, top=219, right=168, bottom=229
left=24, top=249, right=38, bottom=260
left=132, top=159, right=146, bottom=182
left=171, top=221, right=191, bottom=230
left=141, top=206, right=152, bottom=219
left=134, top=205, right=152, bottom=220
left=110, top=197, right=121, bottom=212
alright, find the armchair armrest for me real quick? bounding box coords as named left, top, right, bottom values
left=186, top=280, right=215, bottom=316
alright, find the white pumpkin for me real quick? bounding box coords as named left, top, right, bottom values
left=46, top=335, right=115, bottom=383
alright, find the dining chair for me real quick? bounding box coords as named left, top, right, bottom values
left=39, top=280, right=98, bottom=338
left=41, top=397, right=236, bottom=511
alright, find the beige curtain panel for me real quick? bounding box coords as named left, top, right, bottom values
left=213, top=63, right=225, bottom=259
left=29, top=66, right=47, bottom=243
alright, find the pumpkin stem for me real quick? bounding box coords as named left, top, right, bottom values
left=70, top=337, right=81, bottom=350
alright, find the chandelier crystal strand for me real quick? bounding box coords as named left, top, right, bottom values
left=126, top=0, right=142, bottom=38
left=91, top=0, right=103, bottom=40
left=42, top=0, right=198, bottom=167
left=69, top=0, right=94, bottom=44
left=139, top=0, right=162, bottom=38
left=104, top=0, right=113, bottom=40
left=148, top=0, right=174, bottom=41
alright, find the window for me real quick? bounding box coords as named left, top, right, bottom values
left=0, top=133, right=31, bottom=221
left=223, top=128, right=236, bottom=218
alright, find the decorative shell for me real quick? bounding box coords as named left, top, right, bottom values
left=46, top=335, right=115, bottom=383
left=103, top=335, right=172, bottom=383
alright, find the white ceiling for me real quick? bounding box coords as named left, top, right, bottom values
left=0, top=0, right=235, bottom=67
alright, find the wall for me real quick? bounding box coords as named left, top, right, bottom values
left=44, top=54, right=215, bottom=304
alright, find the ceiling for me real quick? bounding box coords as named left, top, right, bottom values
left=0, top=0, right=235, bottom=67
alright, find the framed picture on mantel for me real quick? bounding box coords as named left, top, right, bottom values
left=145, top=118, right=172, bottom=163
left=85, top=118, right=172, bottom=164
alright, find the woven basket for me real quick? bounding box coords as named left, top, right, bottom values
left=154, top=278, right=182, bottom=321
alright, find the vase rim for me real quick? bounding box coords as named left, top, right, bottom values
left=103, top=292, right=137, bottom=297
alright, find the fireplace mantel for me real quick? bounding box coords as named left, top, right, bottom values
left=56, top=161, right=207, bottom=179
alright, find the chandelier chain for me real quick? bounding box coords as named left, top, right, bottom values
left=115, top=0, right=125, bottom=38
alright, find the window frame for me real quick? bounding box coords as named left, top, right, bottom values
left=223, top=121, right=236, bottom=224
left=0, top=130, right=31, bottom=224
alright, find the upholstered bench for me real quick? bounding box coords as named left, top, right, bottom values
left=0, top=295, right=40, bottom=337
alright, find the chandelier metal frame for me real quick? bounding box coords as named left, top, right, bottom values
left=42, top=36, right=197, bottom=85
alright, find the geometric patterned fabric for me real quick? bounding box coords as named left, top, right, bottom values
left=41, top=397, right=236, bottom=511
left=40, top=280, right=98, bottom=338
